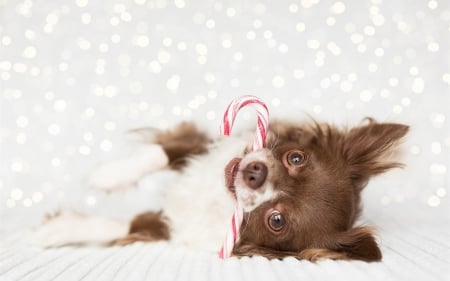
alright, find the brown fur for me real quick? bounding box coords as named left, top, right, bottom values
left=232, top=119, right=408, bottom=262
left=112, top=211, right=170, bottom=246
left=155, top=122, right=211, bottom=169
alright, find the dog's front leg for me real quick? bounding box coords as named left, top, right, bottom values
left=87, top=143, right=169, bottom=191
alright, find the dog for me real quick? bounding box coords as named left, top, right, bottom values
left=33, top=118, right=409, bottom=262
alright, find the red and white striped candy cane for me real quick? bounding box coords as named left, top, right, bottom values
left=218, top=95, right=270, bottom=259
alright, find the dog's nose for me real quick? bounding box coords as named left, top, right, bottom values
left=243, top=162, right=268, bottom=189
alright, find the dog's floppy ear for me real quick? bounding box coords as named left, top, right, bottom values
left=343, top=119, right=409, bottom=188
left=232, top=227, right=381, bottom=262
left=324, top=226, right=382, bottom=262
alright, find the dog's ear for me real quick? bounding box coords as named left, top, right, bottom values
left=343, top=120, right=409, bottom=188
left=233, top=227, right=381, bottom=262
left=325, top=226, right=382, bottom=262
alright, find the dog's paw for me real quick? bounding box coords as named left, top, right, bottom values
left=88, top=144, right=169, bottom=191
left=32, top=211, right=88, bottom=247
left=32, top=211, right=128, bottom=247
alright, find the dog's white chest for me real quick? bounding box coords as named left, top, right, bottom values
left=162, top=137, right=247, bottom=251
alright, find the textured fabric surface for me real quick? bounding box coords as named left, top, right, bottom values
left=1, top=206, right=449, bottom=281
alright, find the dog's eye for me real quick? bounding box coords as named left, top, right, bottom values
left=286, top=150, right=306, bottom=166
left=268, top=210, right=285, bottom=232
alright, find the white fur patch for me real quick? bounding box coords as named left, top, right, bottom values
left=88, top=144, right=169, bottom=191
left=162, top=136, right=248, bottom=251
left=32, top=211, right=128, bottom=247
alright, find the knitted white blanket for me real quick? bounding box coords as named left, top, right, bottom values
left=1, top=209, right=448, bottom=281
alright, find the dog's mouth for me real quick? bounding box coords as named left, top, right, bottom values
left=225, top=157, right=242, bottom=198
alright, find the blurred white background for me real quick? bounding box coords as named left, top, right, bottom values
left=0, top=0, right=449, bottom=232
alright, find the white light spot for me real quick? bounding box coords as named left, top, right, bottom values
left=263, top=30, right=272, bottom=39
left=13, top=63, right=27, bottom=73
left=100, top=139, right=113, bottom=151
left=431, top=142, right=442, bottom=154
left=412, top=77, right=425, bottom=93
left=2, top=36, right=12, bottom=46
left=46, top=13, right=59, bottom=24
left=48, top=124, right=61, bottom=135
left=174, top=0, right=185, bottom=8
left=289, top=3, right=298, bottom=13
left=393, top=105, right=402, bottom=114
left=78, top=38, right=91, bottom=50
left=76, top=0, right=89, bottom=8
left=16, top=116, right=29, bottom=128
left=427, top=42, right=439, bottom=52
left=246, top=31, right=256, bottom=40
left=81, top=13, right=91, bottom=24
left=430, top=113, right=445, bottom=128
left=23, top=46, right=37, bottom=59
left=313, top=105, right=322, bottom=113
left=206, top=111, right=216, bottom=120
left=340, top=80, right=352, bottom=92
left=372, top=14, right=385, bottom=26
left=205, top=19, right=215, bottom=29
left=389, top=77, right=399, bottom=87
left=166, top=75, right=180, bottom=92
left=278, top=44, right=289, bottom=53
left=331, top=2, right=345, bottom=14
left=296, top=22, right=306, bottom=32
left=326, top=17, right=336, bottom=26
left=86, top=195, right=97, bottom=206
left=427, top=195, right=440, bottom=207
left=360, top=90, right=373, bottom=102
left=54, top=100, right=67, bottom=112
left=327, top=42, right=341, bottom=55
left=442, top=73, right=450, bottom=85
left=111, top=34, right=121, bottom=43
left=51, top=157, right=61, bottom=167
left=350, top=33, right=363, bottom=44
left=134, top=35, right=149, bottom=47
left=331, top=73, right=341, bottom=82
left=226, top=8, right=236, bottom=17
left=23, top=198, right=33, bottom=207
left=148, top=61, right=162, bottom=73
left=253, top=19, right=262, bottom=29
left=293, top=69, right=305, bottom=79
left=195, top=43, right=208, bottom=55
left=222, top=39, right=232, bottom=48
left=32, top=192, right=43, bottom=203
left=401, top=97, right=411, bottom=106
left=272, top=75, right=285, bottom=88
left=79, top=145, right=91, bottom=155
left=428, top=0, right=438, bottom=10
left=10, top=188, right=23, bottom=200
left=368, top=63, right=378, bottom=72
left=429, top=163, right=447, bottom=175
left=158, top=50, right=171, bottom=64
left=272, top=98, right=281, bottom=106
left=437, top=188, right=446, bottom=197
left=364, top=25, right=375, bottom=36
left=307, top=39, right=320, bottom=49
left=374, top=48, right=384, bottom=57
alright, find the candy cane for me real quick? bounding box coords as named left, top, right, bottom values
left=219, top=95, right=269, bottom=259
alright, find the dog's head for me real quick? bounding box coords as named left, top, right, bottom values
left=225, top=119, right=408, bottom=262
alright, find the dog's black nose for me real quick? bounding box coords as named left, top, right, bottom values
left=243, top=162, right=268, bottom=189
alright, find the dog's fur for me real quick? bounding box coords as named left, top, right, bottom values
left=33, top=118, right=408, bottom=262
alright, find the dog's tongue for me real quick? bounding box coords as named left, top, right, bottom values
left=225, top=158, right=241, bottom=196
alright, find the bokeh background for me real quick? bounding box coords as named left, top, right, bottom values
left=1, top=0, right=449, bottom=233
